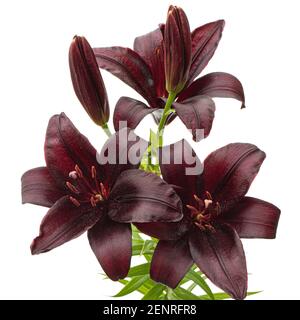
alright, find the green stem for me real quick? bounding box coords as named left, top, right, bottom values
left=157, top=92, right=177, bottom=147
left=101, top=123, right=112, bottom=137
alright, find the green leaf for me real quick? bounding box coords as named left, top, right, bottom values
left=185, top=270, right=214, bottom=299
left=127, top=263, right=150, bottom=277
left=142, top=283, right=165, bottom=300
left=173, top=287, right=204, bottom=300
left=132, top=239, right=144, bottom=246
left=187, top=282, right=197, bottom=292
left=199, top=291, right=261, bottom=300
left=114, top=275, right=149, bottom=297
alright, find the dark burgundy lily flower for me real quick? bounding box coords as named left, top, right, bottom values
left=21, top=113, right=183, bottom=281
left=69, top=36, right=110, bottom=127
left=136, top=140, right=280, bottom=299
left=164, top=5, right=192, bottom=95
left=93, top=7, right=245, bottom=141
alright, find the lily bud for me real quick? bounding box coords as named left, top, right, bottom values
left=69, top=36, right=109, bottom=126
left=164, top=5, right=192, bottom=95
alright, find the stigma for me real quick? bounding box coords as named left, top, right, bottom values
left=186, top=191, right=220, bottom=232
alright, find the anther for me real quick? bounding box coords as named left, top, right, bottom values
left=100, top=183, right=107, bottom=199
left=90, top=196, right=97, bottom=207
left=66, top=182, right=79, bottom=194
left=69, top=196, right=80, bottom=207
left=205, top=224, right=216, bottom=232
left=194, top=222, right=206, bottom=231
left=75, top=165, right=83, bottom=178
left=186, top=204, right=199, bottom=216
left=91, top=166, right=97, bottom=179
left=205, top=191, right=213, bottom=200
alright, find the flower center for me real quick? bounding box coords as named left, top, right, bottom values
left=66, top=164, right=108, bottom=208
left=186, top=191, right=221, bottom=232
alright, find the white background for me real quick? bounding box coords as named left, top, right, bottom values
left=0, top=0, right=299, bottom=299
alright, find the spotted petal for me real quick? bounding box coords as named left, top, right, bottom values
left=21, top=167, right=65, bottom=207
left=108, top=169, right=183, bottom=223
left=179, top=72, right=245, bottom=108
left=150, top=238, right=193, bottom=288
left=187, top=20, right=225, bottom=85
left=134, top=28, right=166, bottom=97
left=189, top=223, right=247, bottom=300
left=203, top=143, right=266, bottom=204
left=88, top=216, right=131, bottom=281
left=94, top=46, right=157, bottom=108
left=173, top=95, right=215, bottom=141
left=219, top=197, right=280, bottom=239
left=45, top=113, right=98, bottom=187
left=31, top=196, right=100, bottom=254
left=113, top=97, right=158, bottom=131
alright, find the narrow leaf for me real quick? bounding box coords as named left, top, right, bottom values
left=127, top=263, right=150, bottom=277
left=142, top=283, right=165, bottom=300
left=185, top=270, right=214, bottom=299
left=114, top=275, right=149, bottom=297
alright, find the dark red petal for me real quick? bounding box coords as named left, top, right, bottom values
left=187, top=20, right=225, bottom=85
left=151, top=98, right=177, bottom=125
left=69, top=36, right=110, bottom=126
left=159, top=139, right=202, bottom=203
left=173, top=95, right=215, bottom=141
left=164, top=5, right=192, bottom=94
left=219, top=197, right=280, bottom=239
left=150, top=238, right=193, bottom=288
left=31, top=196, right=100, bottom=254
left=98, top=128, right=148, bottom=189
left=88, top=216, right=131, bottom=281
left=134, top=221, right=189, bottom=241
left=45, top=113, right=98, bottom=187
left=134, top=28, right=167, bottom=97
left=203, top=143, right=266, bottom=203
left=108, top=169, right=183, bottom=223
left=113, top=96, right=158, bottom=131
left=21, top=167, right=65, bottom=207
left=93, top=46, right=157, bottom=107
left=179, top=72, right=245, bottom=108
left=189, top=224, right=247, bottom=300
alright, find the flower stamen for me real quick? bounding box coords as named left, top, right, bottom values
left=69, top=196, right=80, bottom=207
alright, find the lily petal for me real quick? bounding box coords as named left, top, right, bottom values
left=173, top=95, right=215, bottom=141
left=179, top=72, right=245, bottom=108
left=21, top=167, right=65, bottom=207
left=188, top=20, right=225, bottom=85
left=113, top=97, right=158, bottom=131
left=45, top=113, right=98, bottom=186
left=31, top=196, right=100, bottom=254
left=219, top=197, right=280, bottom=239
left=159, top=139, right=202, bottom=202
left=88, top=216, right=131, bottom=281
left=203, top=143, right=266, bottom=203
left=134, top=221, right=189, bottom=241
left=93, top=46, right=157, bottom=107
left=108, top=169, right=183, bottom=223
left=150, top=238, right=193, bottom=288
left=189, top=224, right=247, bottom=300
left=134, top=28, right=167, bottom=97
left=98, top=128, right=148, bottom=189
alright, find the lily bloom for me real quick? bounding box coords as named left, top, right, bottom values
left=93, top=6, right=245, bottom=141
left=21, top=113, right=182, bottom=281
left=136, top=140, right=280, bottom=299
left=69, top=36, right=110, bottom=127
